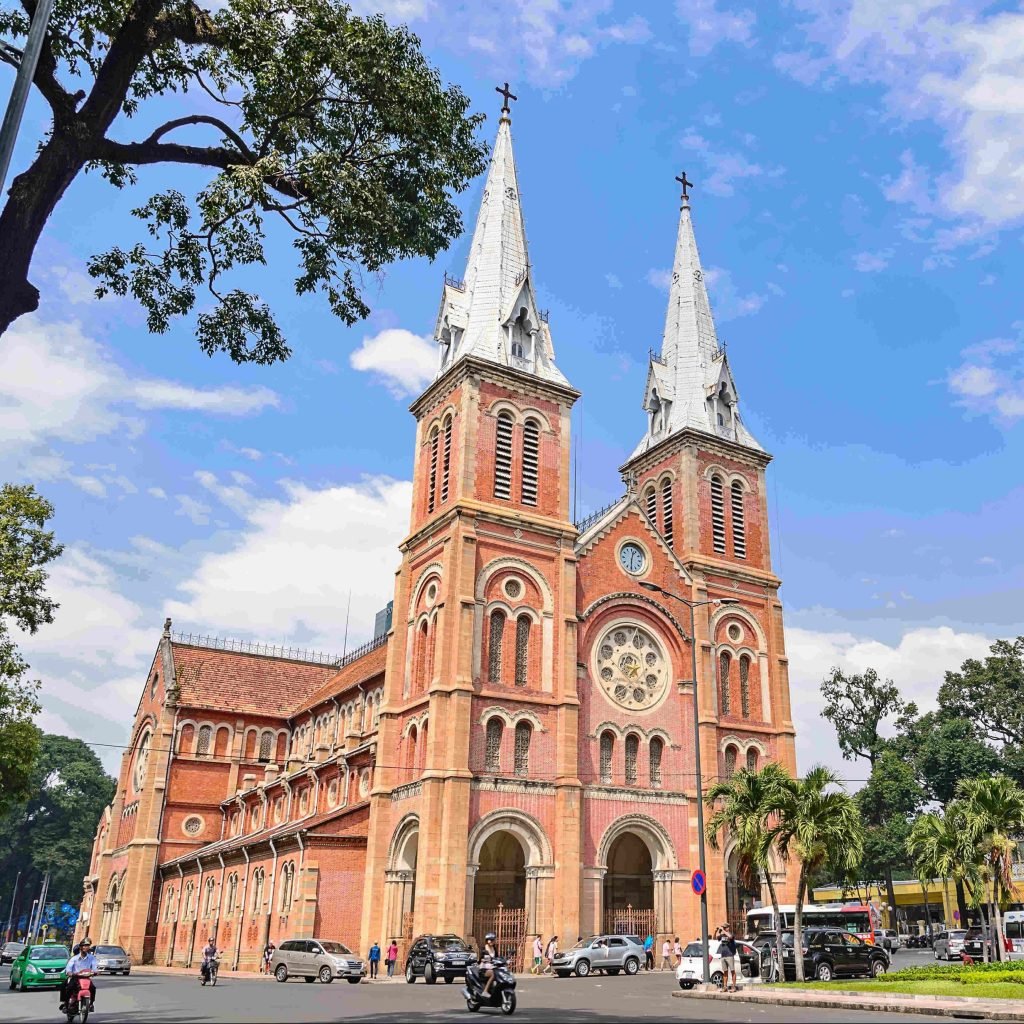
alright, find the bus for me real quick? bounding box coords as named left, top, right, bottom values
left=746, top=903, right=880, bottom=944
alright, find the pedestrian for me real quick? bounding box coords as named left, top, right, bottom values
left=673, top=937, right=683, bottom=967
left=720, top=927, right=738, bottom=992
left=386, top=939, right=398, bottom=978
left=368, top=940, right=381, bottom=979
left=643, top=933, right=654, bottom=971
left=660, top=937, right=672, bottom=970
left=262, top=940, right=275, bottom=975
left=543, top=935, right=558, bottom=974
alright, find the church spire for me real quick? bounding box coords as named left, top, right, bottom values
left=431, top=87, right=569, bottom=388
left=628, top=173, right=762, bottom=460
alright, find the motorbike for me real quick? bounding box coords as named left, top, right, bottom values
left=463, top=957, right=516, bottom=1015
left=200, top=956, right=220, bottom=986
left=65, top=970, right=94, bottom=1023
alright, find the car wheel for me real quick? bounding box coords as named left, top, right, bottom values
left=275, top=964, right=288, bottom=983
left=871, top=958, right=887, bottom=978
left=304, top=975, right=315, bottom=983
left=678, top=980, right=694, bottom=990
left=7, top=974, right=14, bottom=990
left=933, top=949, right=940, bottom=960
left=575, top=959, right=591, bottom=977
left=319, top=966, right=333, bottom=984
left=624, top=957, right=639, bottom=976
left=555, top=971, right=570, bottom=978
left=815, top=962, right=833, bottom=982
left=710, top=971, right=724, bottom=989
left=346, top=977, right=361, bottom=985
left=445, top=976, right=454, bottom=984
left=19, top=976, right=28, bottom=992
left=607, top=968, right=620, bottom=975
left=424, top=963, right=436, bottom=985
left=405, top=963, right=416, bottom=984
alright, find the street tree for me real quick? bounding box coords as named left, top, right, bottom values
left=0, top=0, right=488, bottom=361
left=820, top=666, right=915, bottom=767
left=905, top=805, right=981, bottom=928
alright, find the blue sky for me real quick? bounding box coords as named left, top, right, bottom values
left=3, top=0, right=1022, bottom=777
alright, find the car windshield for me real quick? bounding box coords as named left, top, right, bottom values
left=780, top=932, right=796, bottom=947
left=319, top=942, right=352, bottom=955
left=682, top=942, right=704, bottom=957
left=436, top=939, right=469, bottom=952
left=31, top=946, right=69, bottom=960
left=95, top=946, right=125, bottom=956
left=950, top=930, right=967, bottom=938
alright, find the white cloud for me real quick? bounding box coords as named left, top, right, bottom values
left=148, top=487, right=168, bottom=499
left=704, top=266, right=768, bottom=320
left=349, top=327, right=436, bottom=398
left=680, top=128, right=784, bottom=197
left=49, top=265, right=97, bottom=305
left=646, top=268, right=673, bottom=291
left=676, top=0, right=755, bottom=57
left=175, top=495, right=213, bottom=525
left=946, top=337, right=1024, bottom=424
left=605, top=273, right=623, bottom=289
left=132, top=380, right=277, bottom=416
left=853, top=248, right=895, bottom=272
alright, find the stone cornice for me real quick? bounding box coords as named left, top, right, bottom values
left=620, top=426, right=772, bottom=477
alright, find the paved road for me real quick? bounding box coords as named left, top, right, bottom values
left=2, top=955, right=947, bottom=1023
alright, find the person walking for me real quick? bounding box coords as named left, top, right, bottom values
left=720, top=928, right=739, bottom=992
left=531, top=935, right=543, bottom=974
left=643, top=934, right=654, bottom=971
left=673, top=937, right=683, bottom=967
left=262, top=941, right=275, bottom=975
left=660, top=937, right=672, bottom=971
left=543, top=935, right=558, bottom=974
left=368, top=941, right=381, bottom=980
left=386, top=940, right=399, bottom=978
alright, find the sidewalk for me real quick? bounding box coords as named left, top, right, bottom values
left=674, top=985, right=1024, bottom=1020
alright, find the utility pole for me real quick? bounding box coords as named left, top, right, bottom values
left=3, top=870, right=20, bottom=942
left=36, top=872, right=50, bottom=940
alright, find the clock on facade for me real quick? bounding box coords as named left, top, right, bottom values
left=595, top=623, right=669, bottom=711
left=618, top=542, right=647, bottom=575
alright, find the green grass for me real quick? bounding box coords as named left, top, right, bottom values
left=780, top=978, right=1024, bottom=1000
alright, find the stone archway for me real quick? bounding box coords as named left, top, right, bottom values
left=603, top=832, right=654, bottom=935
left=725, top=846, right=761, bottom=936
left=474, top=831, right=526, bottom=911
left=385, top=815, right=419, bottom=946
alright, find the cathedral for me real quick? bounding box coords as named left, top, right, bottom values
left=77, top=95, right=798, bottom=972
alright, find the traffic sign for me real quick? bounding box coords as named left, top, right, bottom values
left=691, top=869, right=706, bottom=896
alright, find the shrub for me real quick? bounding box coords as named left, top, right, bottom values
left=878, top=961, right=1024, bottom=983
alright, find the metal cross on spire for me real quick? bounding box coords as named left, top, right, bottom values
left=675, top=170, right=694, bottom=201
left=496, top=81, right=518, bottom=115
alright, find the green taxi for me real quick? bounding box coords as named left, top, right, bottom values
left=8, top=942, right=69, bottom=991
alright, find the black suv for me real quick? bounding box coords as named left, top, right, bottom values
left=405, top=934, right=477, bottom=984
left=780, top=927, right=889, bottom=982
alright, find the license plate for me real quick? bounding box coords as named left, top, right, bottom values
left=451, top=960, right=465, bottom=967
left=682, top=971, right=697, bottom=979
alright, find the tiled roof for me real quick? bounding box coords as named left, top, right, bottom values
left=298, top=640, right=388, bottom=715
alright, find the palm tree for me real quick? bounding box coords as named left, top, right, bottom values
left=958, top=775, right=1024, bottom=961
left=769, top=765, right=864, bottom=982
left=705, top=761, right=791, bottom=981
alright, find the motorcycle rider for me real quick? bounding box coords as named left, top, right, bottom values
left=200, top=937, right=218, bottom=982
left=479, top=932, right=497, bottom=998
left=59, top=937, right=97, bottom=1012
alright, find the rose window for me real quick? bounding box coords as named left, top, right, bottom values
left=594, top=623, right=668, bottom=711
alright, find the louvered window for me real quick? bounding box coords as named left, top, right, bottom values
left=731, top=481, right=746, bottom=558
left=661, top=478, right=674, bottom=546
left=514, top=616, right=531, bottom=686
left=427, top=427, right=439, bottom=513
left=485, top=718, right=503, bottom=772
left=711, top=475, right=726, bottom=553
left=494, top=413, right=513, bottom=499
left=725, top=745, right=738, bottom=777
left=441, top=415, right=453, bottom=504
left=488, top=611, right=505, bottom=682
left=599, top=731, right=614, bottom=784
left=251, top=869, right=264, bottom=912
left=625, top=734, right=639, bottom=785
left=740, top=655, right=751, bottom=719
left=226, top=874, right=237, bottom=915
left=258, top=731, right=274, bottom=763
left=514, top=721, right=531, bottom=776
left=521, top=418, right=539, bottom=505
left=196, top=724, right=212, bottom=756
left=649, top=737, right=663, bottom=787
left=719, top=652, right=731, bottom=715
left=406, top=726, right=417, bottom=770
left=746, top=748, right=758, bottom=772
left=644, top=486, right=657, bottom=525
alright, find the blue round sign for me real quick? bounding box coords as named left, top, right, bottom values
left=691, top=869, right=706, bottom=896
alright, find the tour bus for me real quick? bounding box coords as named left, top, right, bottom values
left=1004, top=910, right=1024, bottom=960
left=747, top=903, right=880, bottom=944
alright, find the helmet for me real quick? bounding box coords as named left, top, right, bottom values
left=80, top=938, right=92, bottom=948
left=485, top=933, right=496, bottom=943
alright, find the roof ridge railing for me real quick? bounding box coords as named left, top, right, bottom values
left=171, top=630, right=388, bottom=669
left=335, top=633, right=387, bottom=669
left=574, top=495, right=626, bottom=534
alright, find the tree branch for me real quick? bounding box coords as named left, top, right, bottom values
left=151, top=0, right=221, bottom=46
left=145, top=114, right=256, bottom=162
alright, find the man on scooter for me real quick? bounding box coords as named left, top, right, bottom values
left=60, top=938, right=97, bottom=1012
left=200, top=938, right=218, bottom=982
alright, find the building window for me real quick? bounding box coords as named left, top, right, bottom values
left=521, top=418, right=539, bottom=506
left=649, top=737, right=663, bottom=787
left=251, top=868, right=265, bottom=913
left=599, top=731, right=614, bottom=784
left=280, top=863, right=294, bottom=912
left=163, top=885, right=175, bottom=922
left=427, top=426, right=439, bottom=513
left=488, top=610, right=505, bottom=682
left=514, top=615, right=531, bottom=686
left=226, top=874, right=238, bottom=915
left=258, top=731, right=274, bottom=764
left=183, top=881, right=195, bottom=919
left=441, top=415, right=453, bottom=504
left=625, top=733, right=639, bottom=786
left=731, top=481, right=746, bottom=558
left=485, top=718, right=503, bottom=772
left=415, top=620, right=430, bottom=692
left=196, top=725, right=212, bottom=756
left=740, top=655, right=751, bottom=719
left=719, top=652, right=732, bottom=715
left=494, top=412, right=513, bottom=500
left=746, top=748, right=759, bottom=773
left=661, top=478, right=674, bottom=546
left=644, top=485, right=657, bottom=526
left=724, top=745, right=738, bottom=778
left=711, top=475, right=726, bottom=553
left=514, top=721, right=531, bottom=776
left=203, top=877, right=216, bottom=918
left=406, top=725, right=418, bottom=771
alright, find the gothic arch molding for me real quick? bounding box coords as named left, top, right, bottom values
left=597, top=813, right=678, bottom=871
left=476, top=558, right=553, bottom=613
left=467, top=808, right=552, bottom=868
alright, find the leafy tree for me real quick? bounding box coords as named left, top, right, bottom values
left=820, top=666, right=915, bottom=767
left=906, top=804, right=981, bottom=928
left=0, top=733, right=116, bottom=917
left=769, top=765, right=864, bottom=982
left=0, top=0, right=487, bottom=361
left=0, top=484, right=63, bottom=817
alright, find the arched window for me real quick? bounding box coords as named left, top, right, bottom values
left=521, top=418, right=539, bottom=506
left=731, top=481, right=746, bottom=558
left=724, top=744, right=738, bottom=778
left=415, top=620, right=430, bottom=691
left=625, top=733, right=639, bottom=786
left=711, top=474, right=726, bottom=553
left=649, top=737, right=663, bottom=787
left=163, top=885, right=175, bottom=922
left=488, top=610, right=505, bottom=683
left=514, top=721, right=531, bottom=776
left=196, top=724, right=212, bottom=756
left=406, top=725, right=418, bottom=771
left=746, top=748, right=759, bottom=773
left=183, top=881, right=194, bottom=918
left=599, top=731, right=614, bottom=784
left=441, top=415, right=453, bottom=504
left=419, top=721, right=429, bottom=770
left=514, top=615, right=531, bottom=686
left=226, top=874, right=238, bottom=915
left=494, top=412, right=513, bottom=500
left=427, top=426, right=439, bottom=513
left=251, top=868, right=265, bottom=913
left=258, top=731, right=274, bottom=763
left=280, top=863, right=294, bottom=912
left=644, top=485, right=657, bottom=526
left=203, top=876, right=216, bottom=917
left=661, top=478, right=674, bottom=546
left=739, top=655, right=751, bottom=719
left=485, top=718, right=503, bottom=772
left=719, top=652, right=732, bottom=715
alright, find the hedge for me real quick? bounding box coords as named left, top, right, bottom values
left=879, top=961, right=1024, bottom=983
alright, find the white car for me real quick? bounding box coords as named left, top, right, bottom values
left=675, top=938, right=760, bottom=990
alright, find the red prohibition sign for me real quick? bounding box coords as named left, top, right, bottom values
left=691, top=869, right=706, bottom=896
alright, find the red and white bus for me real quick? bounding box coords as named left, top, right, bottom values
left=746, top=902, right=881, bottom=944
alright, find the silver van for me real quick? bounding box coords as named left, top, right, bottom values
left=933, top=929, right=967, bottom=960
left=271, top=938, right=365, bottom=984
left=551, top=935, right=644, bottom=977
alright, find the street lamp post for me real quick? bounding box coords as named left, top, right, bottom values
left=640, top=580, right=737, bottom=988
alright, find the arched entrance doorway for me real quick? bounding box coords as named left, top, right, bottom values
left=603, top=832, right=655, bottom=937
left=387, top=816, right=419, bottom=949
left=472, top=831, right=527, bottom=971
left=725, top=846, right=760, bottom=936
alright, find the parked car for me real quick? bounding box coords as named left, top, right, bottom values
left=1, top=941, right=26, bottom=965
left=779, top=927, right=889, bottom=982
left=878, top=929, right=902, bottom=953
left=404, top=934, right=476, bottom=984
left=675, top=938, right=761, bottom=989
left=7, top=942, right=70, bottom=991
left=933, top=929, right=968, bottom=960
left=962, top=926, right=993, bottom=960
left=270, top=938, right=365, bottom=984
left=551, top=935, right=644, bottom=977
left=93, top=944, right=132, bottom=976
left=749, top=930, right=776, bottom=960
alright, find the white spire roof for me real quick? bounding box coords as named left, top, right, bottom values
left=629, top=187, right=763, bottom=459
left=431, top=107, right=569, bottom=388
